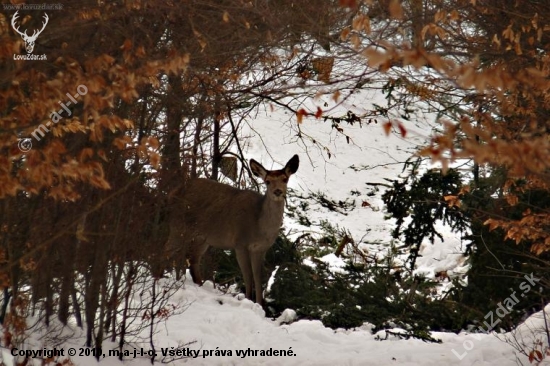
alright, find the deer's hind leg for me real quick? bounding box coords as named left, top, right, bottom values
left=189, top=239, right=209, bottom=285
left=164, top=209, right=188, bottom=279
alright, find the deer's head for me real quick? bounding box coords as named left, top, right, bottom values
left=11, top=11, right=49, bottom=53
left=250, top=155, right=299, bottom=202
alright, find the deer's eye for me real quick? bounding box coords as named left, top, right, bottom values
left=283, top=178, right=288, bottom=183
left=265, top=180, right=271, bottom=185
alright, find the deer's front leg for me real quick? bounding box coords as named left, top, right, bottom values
left=250, top=250, right=266, bottom=305
left=235, top=248, right=253, bottom=300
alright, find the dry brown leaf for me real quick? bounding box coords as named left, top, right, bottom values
left=339, top=0, right=357, bottom=8
left=340, top=27, right=351, bottom=41
left=389, top=0, right=404, bottom=20
left=363, top=48, right=390, bottom=69
left=383, top=121, right=392, bottom=136
left=397, top=122, right=407, bottom=138
left=315, top=107, right=323, bottom=119
left=297, top=109, right=307, bottom=124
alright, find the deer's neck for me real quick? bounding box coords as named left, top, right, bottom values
left=259, top=196, right=285, bottom=235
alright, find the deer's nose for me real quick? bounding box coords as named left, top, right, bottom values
left=274, top=189, right=283, bottom=197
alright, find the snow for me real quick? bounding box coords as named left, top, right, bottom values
left=13, top=276, right=529, bottom=366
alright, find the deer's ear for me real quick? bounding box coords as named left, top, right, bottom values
left=284, top=155, right=299, bottom=175
left=250, top=159, right=267, bottom=180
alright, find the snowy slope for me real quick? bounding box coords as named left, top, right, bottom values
left=148, top=280, right=539, bottom=366
left=7, top=278, right=535, bottom=366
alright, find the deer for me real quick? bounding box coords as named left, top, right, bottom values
left=11, top=11, right=49, bottom=53
left=167, top=155, right=299, bottom=305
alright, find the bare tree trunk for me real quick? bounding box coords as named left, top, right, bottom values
left=71, top=286, right=83, bottom=328
left=93, top=281, right=106, bottom=360
left=0, top=288, right=11, bottom=324
left=108, top=262, right=124, bottom=341
left=85, top=244, right=107, bottom=347
left=191, top=116, right=204, bottom=178
left=210, top=86, right=224, bottom=181
left=149, top=279, right=157, bottom=365
left=118, top=262, right=136, bottom=361
left=58, top=263, right=74, bottom=325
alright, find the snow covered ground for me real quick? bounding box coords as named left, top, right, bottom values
left=140, top=279, right=547, bottom=366
left=4, top=278, right=541, bottom=366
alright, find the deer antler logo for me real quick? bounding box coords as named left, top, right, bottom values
left=11, top=11, right=49, bottom=54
